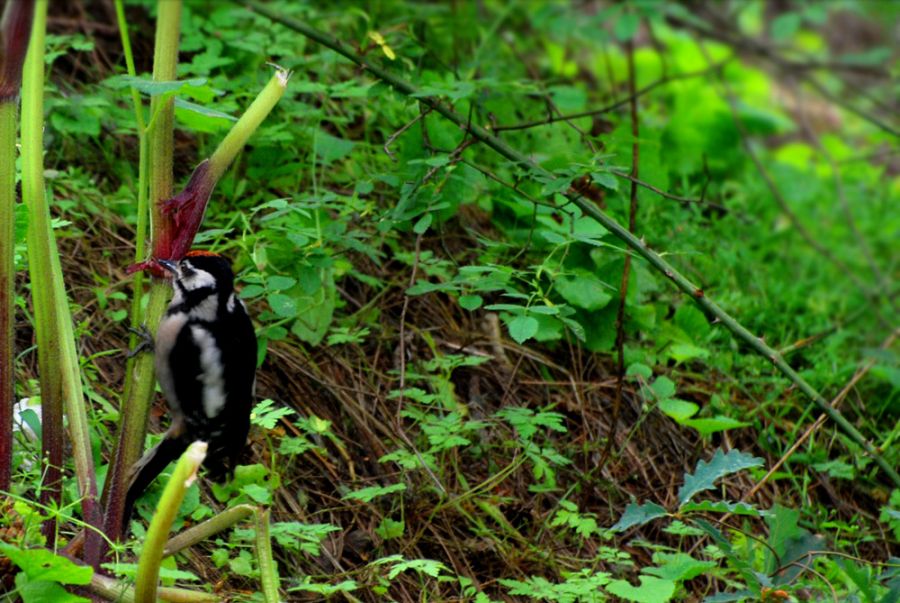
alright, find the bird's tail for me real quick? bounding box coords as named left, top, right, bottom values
left=123, top=436, right=189, bottom=528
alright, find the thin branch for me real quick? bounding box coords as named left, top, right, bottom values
left=246, top=0, right=900, bottom=488
left=491, top=59, right=732, bottom=133
left=598, top=38, right=640, bottom=473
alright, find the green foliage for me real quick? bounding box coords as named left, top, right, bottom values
left=6, top=0, right=897, bottom=600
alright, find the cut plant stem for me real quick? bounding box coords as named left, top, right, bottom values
left=133, top=441, right=206, bottom=603
left=256, top=507, right=281, bottom=603
left=101, top=0, right=183, bottom=546
left=247, top=1, right=900, bottom=489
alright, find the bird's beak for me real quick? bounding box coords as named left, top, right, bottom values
left=156, top=258, right=179, bottom=275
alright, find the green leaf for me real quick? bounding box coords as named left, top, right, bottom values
left=658, top=398, right=699, bottom=423
left=770, top=13, right=801, bottom=41
left=555, top=271, right=614, bottom=311
left=0, top=543, right=92, bottom=585
left=315, top=130, right=355, bottom=164
left=15, top=575, right=89, bottom=603
left=645, top=552, right=717, bottom=582
left=375, top=517, right=405, bottom=540
left=667, top=342, right=710, bottom=363
left=103, top=75, right=208, bottom=95
left=650, top=376, right=676, bottom=400
left=611, top=502, right=668, bottom=532
left=680, top=500, right=762, bottom=516
left=606, top=576, right=676, bottom=603
left=678, top=449, right=764, bottom=506
left=343, top=482, right=407, bottom=502
left=267, top=293, right=298, bottom=318
left=508, top=315, right=539, bottom=344
left=266, top=275, right=298, bottom=291
left=614, top=12, right=640, bottom=42
left=683, top=416, right=749, bottom=437
left=591, top=171, right=619, bottom=191
left=459, top=295, right=483, bottom=310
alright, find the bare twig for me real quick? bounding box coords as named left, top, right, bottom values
left=598, top=39, right=640, bottom=473
left=492, top=60, right=733, bottom=133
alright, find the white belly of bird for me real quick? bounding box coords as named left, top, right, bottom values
left=190, top=325, right=227, bottom=418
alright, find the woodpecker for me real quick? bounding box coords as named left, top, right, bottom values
left=125, top=251, right=257, bottom=521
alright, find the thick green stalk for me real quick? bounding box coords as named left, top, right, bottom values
left=90, top=573, right=219, bottom=603
left=207, top=71, right=288, bottom=181
left=0, top=102, right=16, bottom=493
left=23, top=0, right=99, bottom=546
left=248, top=2, right=900, bottom=489
left=134, top=441, right=206, bottom=603
left=102, top=0, right=183, bottom=544
left=162, top=503, right=255, bottom=558
left=255, top=507, right=281, bottom=603
left=21, top=0, right=62, bottom=543
left=0, top=0, right=35, bottom=493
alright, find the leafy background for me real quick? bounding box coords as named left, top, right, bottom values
left=4, top=0, right=899, bottom=601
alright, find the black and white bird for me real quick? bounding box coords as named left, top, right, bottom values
left=125, top=251, right=257, bottom=520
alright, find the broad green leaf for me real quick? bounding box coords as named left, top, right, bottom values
left=650, top=376, right=676, bottom=400
left=15, top=575, right=89, bottom=603
left=555, top=271, right=614, bottom=311
left=606, top=576, right=676, bottom=603
left=658, top=398, right=699, bottom=423
left=646, top=553, right=717, bottom=582
left=611, top=502, right=668, bottom=532
left=0, top=543, right=92, bottom=585
left=508, top=315, right=539, bottom=344
left=667, top=342, right=710, bottom=363
left=683, top=416, right=749, bottom=437
left=315, top=130, right=355, bottom=164
left=267, top=292, right=298, bottom=318
left=458, top=295, right=483, bottom=310
left=678, top=449, right=764, bottom=506
left=591, top=171, right=619, bottom=191
left=614, top=12, right=640, bottom=42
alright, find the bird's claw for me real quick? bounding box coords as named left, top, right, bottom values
left=127, top=324, right=155, bottom=358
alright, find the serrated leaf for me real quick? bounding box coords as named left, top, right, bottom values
left=611, top=502, right=668, bottom=532
left=459, top=295, right=483, bottom=310
left=267, top=293, right=298, bottom=318
left=508, top=315, right=539, bottom=343
left=678, top=449, right=764, bottom=506
left=0, top=543, right=92, bottom=585
left=606, top=576, right=676, bottom=603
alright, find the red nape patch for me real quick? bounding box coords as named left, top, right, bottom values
left=185, top=250, right=221, bottom=258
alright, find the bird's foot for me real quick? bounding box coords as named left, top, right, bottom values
left=126, top=324, right=155, bottom=358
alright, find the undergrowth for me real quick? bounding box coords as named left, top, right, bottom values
left=2, top=0, right=898, bottom=601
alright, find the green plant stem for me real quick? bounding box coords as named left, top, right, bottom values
left=134, top=441, right=206, bottom=603
left=102, top=0, right=183, bottom=545
left=246, top=1, right=900, bottom=489
left=255, top=507, right=281, bottom=603
left=21, top=0, right=61, bottom=543
left=0, top=102, right=16, bottom=493
left=0, top=0, right=35, bottom=494
left=207, top=71, right=288, bottom=181
left=162, top=503, right=255, bottom=558
left=90, top=573, right=219, bottom=603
